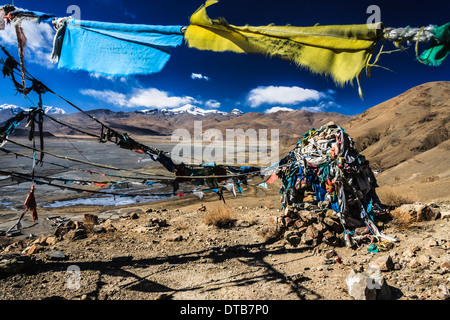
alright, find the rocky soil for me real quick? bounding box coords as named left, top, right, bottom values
left=0, top=187, right=449, bottom=301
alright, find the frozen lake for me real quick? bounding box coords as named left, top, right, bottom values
left=0, top=138, right=177, bottom=214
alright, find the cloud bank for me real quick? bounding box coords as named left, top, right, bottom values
left=191, top=73, right=210, bottom=81
left=247, top=86, right=327, bottom=108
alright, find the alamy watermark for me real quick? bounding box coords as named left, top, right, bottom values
left=366, top=5, right=382, bottom=29
left=67, top=5, right=81, bottom=20
left=171, top=121, right=280, bottom=167
left=66, top=265, right=81, bottom=290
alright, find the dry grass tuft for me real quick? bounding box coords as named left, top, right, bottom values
left=259, top=226, right=283, bottom=242
left=82, top=213, right=99, bottom=233
left=377, top=186, right=417, bottom=207
left=203, top=204, right=236, bottom=228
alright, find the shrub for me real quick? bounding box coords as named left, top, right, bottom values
left=203, top=204, right=236, bottom=228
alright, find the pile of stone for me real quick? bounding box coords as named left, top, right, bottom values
left=275, top=123, right=396, bottom=248
left=53, top=213, right=117, bottom=239
left=274, top=193, right=389, bottom=248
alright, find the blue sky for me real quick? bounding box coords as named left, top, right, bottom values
left=0, top=0, right=449, bottom=116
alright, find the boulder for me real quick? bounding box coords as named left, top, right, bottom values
left=48, top=251, right=67, bottom=261
left=369, top=255, right=394, bottom=272
left=92, top=225, right=106, bottom=233
left=346, top=267, right=391, bottom=300
left=284, top=231, right=302, bottom=247
left=323, top=217, right=344, bottom=233
left=66, top=228, right=87, bottom=241
left=394, top=203, right=441, bottom=223
left=45, top=236, right=58, bottom=246
left=322, top=230, right=339, bottom=246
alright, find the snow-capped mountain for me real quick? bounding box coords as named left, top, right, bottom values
left=0, top=104, right=23, bottom=114
left=42, top=106, right=66, bottom=115
left=230, top=109, right=244, bottom=116
left=140, top=104, right=244, bottom=117
left=0, top=104, right=66, bottom=115
left=161, top=104, right=228, bottom=116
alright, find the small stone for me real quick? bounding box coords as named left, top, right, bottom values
left=441, top=211, right=450, bottom=220
left=66, top=229, right=87, bottom=241
left=323, top=217, right=344, bottom=233
left=304, top=203, right=318, bottom=211
left=294, top=219, right=305, bottom=229
left=426, top=246, right=446, bottom=258
left=403, top=248, right=415, bottom=258
left=150, top=217, right=167, bottom=227
left=44, top=236, right=58, bottom=246
left=74, top=221, right=83, bottom=230
left=130, top=212, right=139, bottom=219
left=313, top=222, right=327, bottom=233
left=48, top=251, right=67, bottom=261
left=409, top=258, right=421, bottom=268
left=325, top=249, right=337, bottom=259
left=282, top=216, right=294, bottom=227
left=23, top=245, right=41, bottom=255
left=235, top=220, right=251, bottom=228
left=322, top=230, right=339, bottom=246
left=285, top=231, right=301, bottom=247
left=369, top=255, right=394, bottom=272
left=427, top=239, right=439, bottom=247
left=64, top=220, right=76, bottom=229
left=354, top=226, right=370, bottom=236
left=92, top=225, right=106, bottom=233
left=437, top=285, right=449, bottom=300
left=102, top=222, right=117, bottom=232
left=166, top=234, right=183, bottom=242
left=440, top=261, right=450, bottom=273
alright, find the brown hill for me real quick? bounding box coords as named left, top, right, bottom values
left=42, top=108, right=351, bottom=151
left=342, top=81, right=450, bottom=203
left=200, top=110, right=351, bottom=153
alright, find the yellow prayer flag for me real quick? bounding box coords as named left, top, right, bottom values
left=185, top=0, right=384, bottom=97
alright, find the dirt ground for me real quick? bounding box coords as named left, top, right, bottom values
left=0, top=182, right=449, bottom=302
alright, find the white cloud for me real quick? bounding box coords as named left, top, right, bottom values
left=191, top=73, right=210, bottom=81
left=80, top=89, right=128, bottom=107
left=80, top=87, right=200, bottom=109
left=89, top=73, right=127, bottom=83
left=264, top=106, right=295, bottom=113
left=205, top=99, right=221, bottom=109
left=300, top=101, right=341, bottom=113
left=128, top=88, right=198, bottom=109
left=247, top=86, right=326, bottom=108
left=300, top=106, right=326, bottom=113
left=0, top=19, right=55, bottom=69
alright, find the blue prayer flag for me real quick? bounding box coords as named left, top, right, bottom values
left=56, top=19, right=184, bottom=76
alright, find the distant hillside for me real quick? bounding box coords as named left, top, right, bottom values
left=4, top=106, right=350, bottom=147
left=343, top=81, right=450, bottom=203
